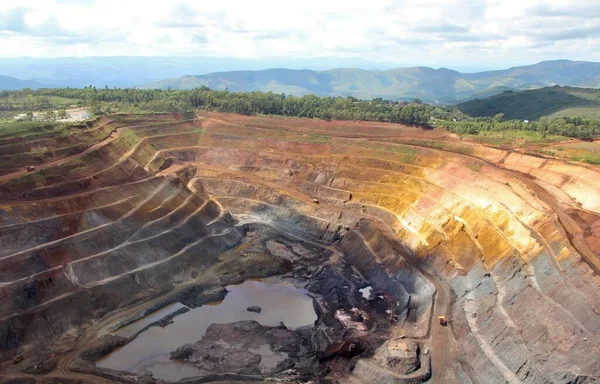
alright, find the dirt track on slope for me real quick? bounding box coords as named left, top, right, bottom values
left=0, top=128, right=122, bottom=184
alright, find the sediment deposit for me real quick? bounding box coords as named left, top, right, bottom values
left=0, top=111, right=599, bottom=384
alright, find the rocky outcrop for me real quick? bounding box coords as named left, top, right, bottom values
left=172, top=320, right=308, bottom=376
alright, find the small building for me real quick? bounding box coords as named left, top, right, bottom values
left=313, top=198, right=320, bottom=204
left=438, top=316, right=447, bottom=326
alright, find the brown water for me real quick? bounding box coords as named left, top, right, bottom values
left=96, top=280, right=316, bottom=381
left=115, top=302, right=189, bottom=338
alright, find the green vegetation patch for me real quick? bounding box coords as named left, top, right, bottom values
left=0, top=120, right=71, bottom=138
left=465, top=130, right=567, bottom=147
left=561, top=141, right=600, bottom=153
left=0, top=90, right=78, bottom=114
left=362, top=142, right=418, bottom=162
left=6, top=157, right=88, bottom=186
left=534, top=149, right=556, bottom=156
left=405, top=139, right=446, bottom=150
left=305, top=134, right=332, bottom=144
left=2, top=86, right=599, bottom=146
left=111, top=129, right=142, bottom=155
left=457, top=86, right=600, bottom=121
left=468, top=162, right=482, bottom=172
left=2, top=88, right=436, bottom=126
left=573, top=153, right=600, bottom=165
left=387, top=145, right=417, bottom=156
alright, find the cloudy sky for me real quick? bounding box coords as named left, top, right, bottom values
left=0, top=0, right=599, bottom=70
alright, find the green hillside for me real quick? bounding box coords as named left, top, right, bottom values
left=139, top=60, right=600, bottom=104
left=457, top=86, right=600, bottom=120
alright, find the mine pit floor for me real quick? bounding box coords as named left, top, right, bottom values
left=96, top=279, right=317, bottom=381
left=3, top=225, right=435, bottom=384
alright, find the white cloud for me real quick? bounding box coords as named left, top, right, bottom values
left=0, top=0, right=598, bottom=69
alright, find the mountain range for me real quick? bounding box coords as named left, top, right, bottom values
left=0, top=56, right=396, bottom=89
left=2, top=58, right=600, bottom=104
left=140, top=60, right=600, bottom=103
left=0, top=75, right=46, bottom=91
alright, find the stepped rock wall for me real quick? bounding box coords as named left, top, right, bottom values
left=0, top=111, right=598, bottom=383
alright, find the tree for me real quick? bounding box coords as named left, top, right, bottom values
left=44, top=110, right=56, bottom=120
left=89, top=102, right=103, bottom=116
left=57, top=109, right=69, bottom=120
left=25, top=111, right=34, bottom=121
left=7, top=87, right=598, bottom=139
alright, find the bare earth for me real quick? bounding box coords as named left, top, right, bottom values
left=0, top=111, right=599, bottom=384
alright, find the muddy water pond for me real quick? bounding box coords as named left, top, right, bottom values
left=115, top=302, right=189, bottom=338
left=96, top=280, right=317, bottom=381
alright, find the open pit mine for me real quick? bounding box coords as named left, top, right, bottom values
left=0, top=111, right=600, bottom=384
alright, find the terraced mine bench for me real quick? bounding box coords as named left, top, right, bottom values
left=1, top=111, right=600, bottom=384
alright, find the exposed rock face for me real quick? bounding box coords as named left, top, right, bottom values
left=0, top=111, right=599, bottom=384
left=374, top=340, right=420, bottom=375
left=0, top=115, right=243, bottom=357
left=172, top=320, right=307, bottom=376
left=352, top=339, right=430, bottom=384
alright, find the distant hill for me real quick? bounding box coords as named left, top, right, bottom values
left=456, top=86, right=600, bottom=120
left=140, top=60, right=600, bottom=103
left=0, top=75, right=45, bottom=91
left=3, top=58, right=600, bottom=103
left=0, top=56, right=397, bottom=89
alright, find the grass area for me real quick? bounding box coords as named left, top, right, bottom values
left=535, top=149, right=556, bottom=156
left=30, top=145, right=49, bottom=155
left=572, top=153, right=600, bottom=165
left=405, top=138, right=445, bottom=150
left=468, top=162, right=482, bottom=172
left=6, top=130, right=139, bottom=187
left=4, top=157, right=86, bottom=186
left=560, top=141, right=600, bottom=153
left=388, top=145, right=417, bottom=156
left=0, top=120, right=73, bottom=139
left=464, top=130, right=567, bottom=147
left=305, top=134, right=332, bottom=144
left=540, top=140, right=600, bottom=165
left=390, top=145, right=417, bottom=162
left=112, top=129, right=142, bottom=155
left=363, top=143, right=419, bottom=163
